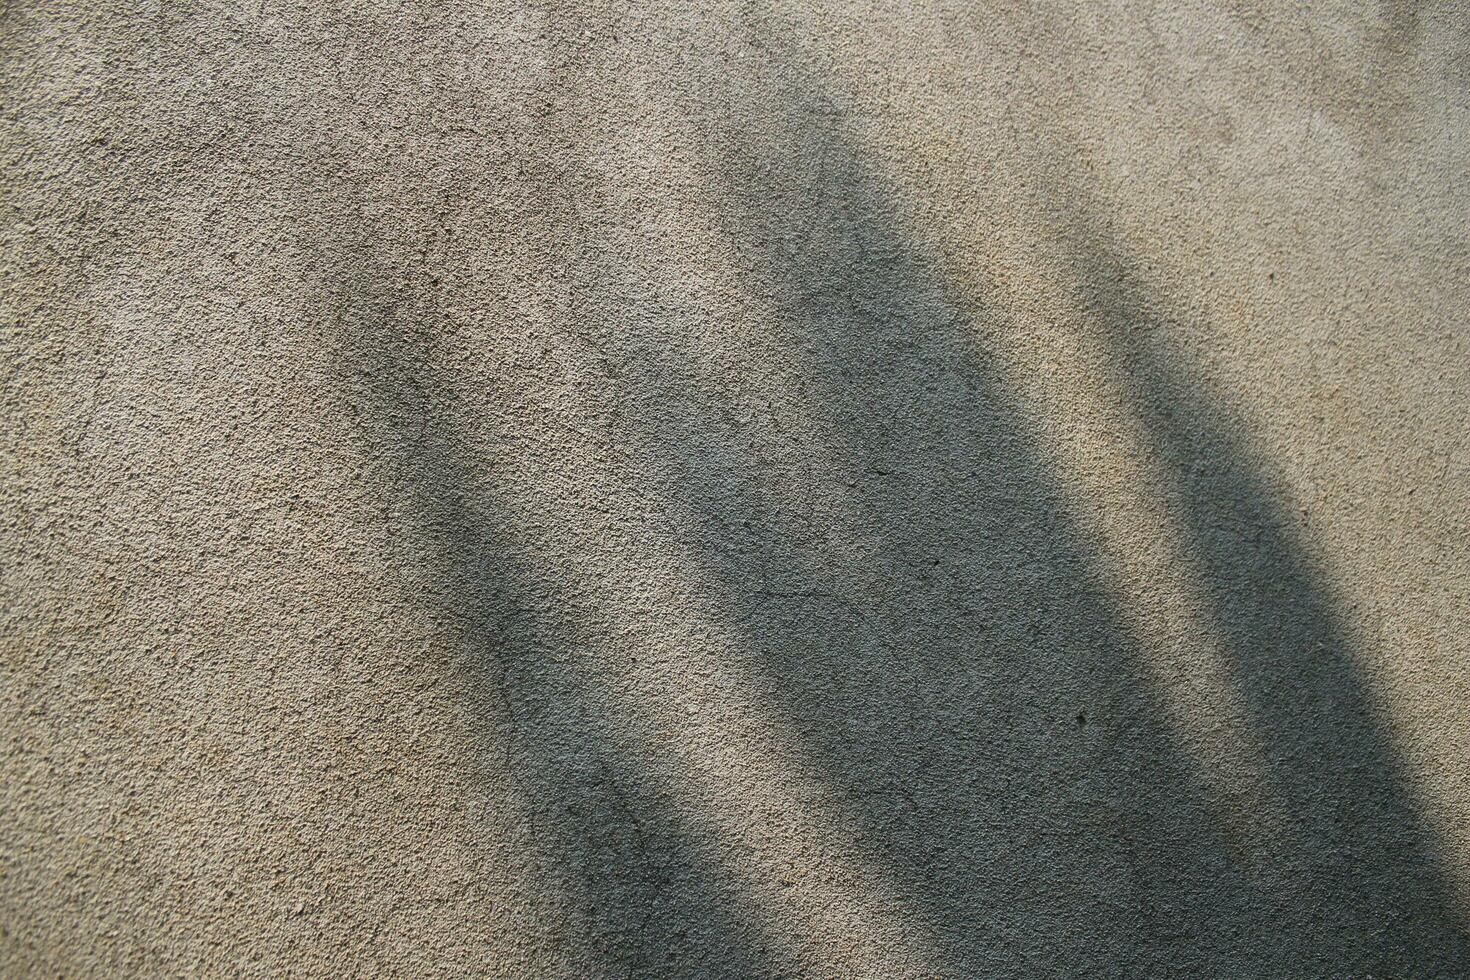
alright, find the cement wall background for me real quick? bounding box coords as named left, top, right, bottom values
left=3, top=1, right=1468, bottom=976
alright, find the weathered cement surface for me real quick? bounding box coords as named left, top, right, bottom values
left=3, top=1, right=1469, bottom=976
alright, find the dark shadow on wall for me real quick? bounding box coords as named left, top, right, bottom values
left=614, top=22, right=1469, bottom=978
left=1063, top=206, right=1470, bottom=972
left=307, top=6, right=801, bottom=976
left=634, top=38, right=1274, bottom=976
left=327, top=242, right=777, bottom=978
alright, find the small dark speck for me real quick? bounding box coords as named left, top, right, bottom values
left=1076, top=711, right=1087, bottom=727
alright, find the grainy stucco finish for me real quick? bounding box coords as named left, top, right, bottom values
left=3, top=2, right=1468, bottom=976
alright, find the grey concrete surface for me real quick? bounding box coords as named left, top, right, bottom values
left=3, top=1, right=1469, bottom=976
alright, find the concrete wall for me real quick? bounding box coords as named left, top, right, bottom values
left=3, top=1, right=1468, bottom=976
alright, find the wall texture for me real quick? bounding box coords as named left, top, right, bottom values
left=3, top=1, right=1468, bottom=976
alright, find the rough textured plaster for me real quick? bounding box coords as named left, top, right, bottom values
left=2, top=1, right=1468, bottom=976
